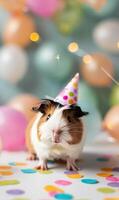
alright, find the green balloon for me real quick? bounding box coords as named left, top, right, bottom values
left=54, top=0, right=82, bottom=35
left=110, top=85, right=119, bottom=106
left=35, top=42, right=74, bottom=81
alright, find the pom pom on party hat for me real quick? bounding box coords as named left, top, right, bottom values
left=54, top=73, right=79, bottom=106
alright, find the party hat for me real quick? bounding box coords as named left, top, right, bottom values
left=54, top=73, right=79, bottom=106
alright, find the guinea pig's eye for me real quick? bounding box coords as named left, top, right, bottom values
left=46, top=114, right=51, bottom=121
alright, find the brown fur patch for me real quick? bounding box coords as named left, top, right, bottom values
left=63, top=109, right=83, bottom=145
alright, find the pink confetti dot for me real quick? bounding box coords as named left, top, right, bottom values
left=55, top=180, right=72, bottom=186
left=49, top=191, right=59, bottom=197
left=63, top=96, right=68, bottom=100
left=106, top=176, right=119, bottom=182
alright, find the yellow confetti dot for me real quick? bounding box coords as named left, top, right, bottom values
left=15, top=162, right=27, bottom=166
left=96, top=172, right=113, bottom=177
left=68, top=99, right=74, bottom=105
left=73, top=82, right=78, bottom=89
left=0, top=171, right=13, bottom=176
left=30, top=32, right=41, bottom=42
left=0, top=180, right=20, bottom=186
left=0, top=166, right=12, bottom=170
left=104, top=198, right=119, bottom=200
left=67, top=174, right=84, bottom=179
left=101, top=167, right=113, bottom=172
left=82, top=54, right=92, bottom=64
left=68, top=42, right=79, bottom=53
left=44, top=185, right=64, bottom=193
left=38, top=170, right=53, bottom=174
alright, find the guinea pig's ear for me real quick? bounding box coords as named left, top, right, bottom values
left=32, top=99, right=51, bottom=114
left=73, top=106, right=89, bottom=118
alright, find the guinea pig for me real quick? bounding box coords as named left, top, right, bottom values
left=26, top=99, right=88, bottom=171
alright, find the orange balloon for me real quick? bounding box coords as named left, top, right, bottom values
left=3, top=14, right=36, bottom=47
left=8, top=94, right=40, bottom=121
left=0, top=0, right=26, bottom=12
left=102, top=105, right=119, bottom=142
left=81, top=53, right=113, bottom=87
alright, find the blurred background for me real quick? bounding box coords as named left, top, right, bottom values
left=0, top=0, right=119, bottom=151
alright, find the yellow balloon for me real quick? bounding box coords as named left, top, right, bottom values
left=0, top=0, right=26, bottom=12
left=3, top=14, right=36, bottom=47
left=8, top=94, right=40, bottom=121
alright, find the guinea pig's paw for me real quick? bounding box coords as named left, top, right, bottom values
left=27, top=153, right=39, bottom=161
left=35, top=160, right=48, bottom=171
left=66, top=158, right=79, bottom=171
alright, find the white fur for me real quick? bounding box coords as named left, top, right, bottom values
left=31, top=107, right=86, bottom=162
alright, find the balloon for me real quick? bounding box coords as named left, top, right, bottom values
left=93, top=19, right=119, bottom=53
left=0, top=0, right=26, bottom=12
left=102, top=105, right=119, bottom=142
left=8, top=94, right=40, bottom=121
left=0, top=106, right=27, bottom=151
left=35, top=42, right=73, bottom=81
left=3, top=14, right=36, bottom=47
left=27, top=0, right=61, bottom=17
left=80, top=0, right=107, bottom=11
left=81, top=53, right=113, bottom=87
left=0, top=45, right=28, bottom=84
left=110, top=85, right=119, bottom=106
left=77, top=81, right=101, bottom=144
left=0, top=80, right=22, bottom=105
left=81, top=0, right=118, bottom=17
left=54, top=0, right=82, bottom=35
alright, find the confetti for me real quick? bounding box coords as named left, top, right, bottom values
left=113, top=167, right=119, bottom=172
left=0, top=180, right=20, bottom=186
left=21, top=169, right=37, bottom=174
left=6, top=189, right=25, bottom=195
left=97, top=187, right=116, bottom=193
left=106, top=176, right=119, bottom=182
left=96, top=157, right=109, bottom=162
left=66, top=174, right=84, bottom=179
left=104, top=198, right=119, bottom=200
left=55, top=193, right=73, bottom=200
left=38, top=170, right=53, bottom=174
left=96, top=172, right=113, bottom=177
left=81, top=179, right=99, bottom=184
left=0, top=165, right=12, bottom=170
left=101, top=168, right=113, bottom=172
left=55, top=180, right=72, bottom=186
left=0, top=171, right=14, bottom=176
left=44, top=185, right=64, bottom=193
left=108, top=182, right=119, bottom=187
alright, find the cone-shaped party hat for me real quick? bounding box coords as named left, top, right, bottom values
left=54, top=73, right=79, bottom=106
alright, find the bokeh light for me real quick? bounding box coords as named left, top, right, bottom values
left=30, top=32, right=41, bottom=42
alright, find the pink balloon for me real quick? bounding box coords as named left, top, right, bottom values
left=27, top=0, right=60, bottom=17
left=0, top=106, right=28, bottom=151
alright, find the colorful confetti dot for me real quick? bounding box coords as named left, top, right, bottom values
left=113, top=167, right=119, bottom=172
left=38, top=170, right=53, bottom=174
left=49, top=191, right=59, bottom=197
left=63, top=96, right=68, bottom=100
left=21, top=169, right=37, bottom=174
left=9, top=198, right=30, bottom=200
left=69, top=92, right=74, bottom=97
left=0, top=180, right=20, bottom=186
left=9, top=162, right=27, bottom=166
left=0, top=165, right=12, bottom=170
left=97, top=187, right=116, bottom=193
left=55, top=193, right=73, bottom=200
left=44, top=185, right=64, bottom=193
left=104, top=198, right=119, bottom=200
left=68, top=99, right=74, bottom=105
left=0, top=171, right=13, bottom=176
left=6, top=189, right=25, bottom=195
left=96, top=172, right=113, bottom=177
left=96, top=157, right=109, bottom=162
left=108, top=182, right=119, bottom=187
left=55, top=180, right=72, bottom=186
left=101, top=168, right=113, bottom=172
left=66, top=174, right=83, bottom=179
left=106, top=176, right=119, bottom=182
left=81, top=179, right=99, bottom=184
